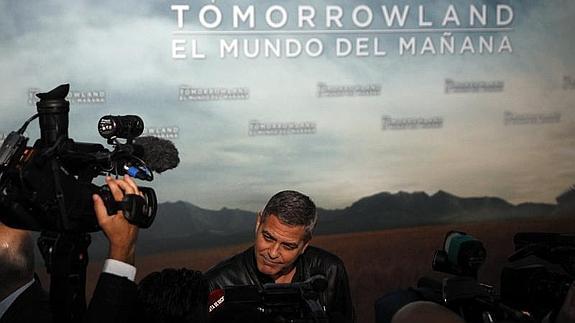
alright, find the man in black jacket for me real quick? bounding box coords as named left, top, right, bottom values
left=205, top=190, right=355, bottom=323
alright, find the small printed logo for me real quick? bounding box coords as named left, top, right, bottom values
left=317, top=82, right=381, bottom=98
left=382, top=115, right=443, bottom=130
left=248, top=120, right=317, bottom=136
left=445, top=79, right=504, bottom=94
left=142, top=126, right=180, bottom=139
left=28, top=88, right=106, bottom=105
left=179, top=86, right=249, bottom=101
left=208, top=295, right=224, bottom=313
left=504, top=111, right=561, bottom=126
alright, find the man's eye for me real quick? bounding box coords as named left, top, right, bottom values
left=263, top=235, right=273, bottom=241
left=283, top=245, right=297, bottom=250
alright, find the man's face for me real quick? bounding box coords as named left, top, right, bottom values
left=254, top=214, right=309, bottom=280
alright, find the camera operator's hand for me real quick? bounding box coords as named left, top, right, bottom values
left=555, top=283, right=575, bottom=323
left=93, top=175, right=141, bottom=266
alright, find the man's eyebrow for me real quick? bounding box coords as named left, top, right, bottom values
left=262, top=230, right=276, bottom=240
left=282, top=242, right=299, bottom=248
left=262, top=230, right=299, bottom=247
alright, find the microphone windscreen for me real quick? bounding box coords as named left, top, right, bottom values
left=133, top=136, right=179, bottom=173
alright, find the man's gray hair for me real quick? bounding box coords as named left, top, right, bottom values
left=260, top=190, right=317, bottom=241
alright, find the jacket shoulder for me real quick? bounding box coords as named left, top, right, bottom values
left=303, top=246, right=346, bottom=269
left=205, top=248, right=249, bottom=277
left=204, top=247, right=254, bottom=290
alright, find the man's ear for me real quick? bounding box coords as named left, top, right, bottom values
left=255, top=212, right=262, bottom=234
left=302, top=240, right=310, bottom=253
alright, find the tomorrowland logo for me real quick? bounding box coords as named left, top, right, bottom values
left=28, top=88, right=106, bottom=105
left=179, top=86, right=249, bottom=101
left=444, top=79, right=504, bottom=94
left=249, top=120, right=317, bottom=136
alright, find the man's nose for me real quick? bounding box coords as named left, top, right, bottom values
left=269, top=243, right=280, bottom=259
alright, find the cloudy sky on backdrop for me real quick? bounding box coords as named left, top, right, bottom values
left=1, top=0, right=574, bottom=211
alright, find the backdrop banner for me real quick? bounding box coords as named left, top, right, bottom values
left=2, top=1, right=574, bottom=322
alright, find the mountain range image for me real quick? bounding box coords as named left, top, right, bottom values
left=88, top=189, right=573, bottom=257
left=84, top=189, right=575, bottom=257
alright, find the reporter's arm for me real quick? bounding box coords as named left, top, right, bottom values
left=85, top=175, right=141, bottom=323
left=93, top=176, right=140, bottom=266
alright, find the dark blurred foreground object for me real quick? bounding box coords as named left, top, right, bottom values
left=0, top=224, right=51, bottom=323
left=390, top=301, right=466, bottom=323
left=135, top=268, right=208, bottom=323
left=375, top=231, right=574, bottom=323
left=209, top=275, right=329, bottom=323
left=501, top=233, right=575, bottom=321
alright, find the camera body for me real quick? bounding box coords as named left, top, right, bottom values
left=501, top=232, right=575, bottom=320
left=209, top=275, right=329, bottom=323
left=415, top=231, right=574, bottom=323
left=0, top=84, right=157, bottom=232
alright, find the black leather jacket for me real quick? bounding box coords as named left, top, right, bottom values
left=205, top=246, right=355, bottom=323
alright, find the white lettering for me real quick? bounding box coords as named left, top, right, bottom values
left=298, top=6, right=316, bottom=28
left=381, top=5, right=409, bottom=27
left=326, top=6, right=343, bottom=28
left=199, top=4, right=222, bottom=29
left=172, top=39, right=187, bottom=59
left=442, top=5, right=461, bottom=26
left=220, top=39, right=239, bottom=58
left=460, top=36, right=475, bottom=54
left=336, top=38, right=352, bottom=57
left=306, top=38, right=323, bottom=57
left=497, top=5, right=514, bottom=26
left=418, top=6, right=432, bottom=27
left=233, top=6, right=255, bottom=28
left=243, top=39, right=259, bottom=58
left=498, top=36, right=513, bottom=53
left=399, top=37, right=416, bottom=55
left=479, top=36, right=493, bottom=53
left=440, top=33, right=454, bottom=54
left=266, top=5, right=288, bottom=29
left=171, top=5, right=189, bottom=29
left=470, top=5, right=487, bottom=26
left=352, top=5, right=373, bottom=28
left=356, top=37, right=369, bottom=56
left=286, top=38, right=302, bottom=57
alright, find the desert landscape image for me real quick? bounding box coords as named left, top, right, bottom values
left=36, top=189, right=575, bottom=323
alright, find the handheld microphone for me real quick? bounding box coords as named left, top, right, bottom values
left=132, top=136, right=180, bottom=175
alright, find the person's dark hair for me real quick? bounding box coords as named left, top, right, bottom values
left=261, top=190, right=317, bottom=241
left=136, top=268, right=208, bottom=323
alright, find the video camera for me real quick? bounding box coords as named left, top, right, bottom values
left=416, top=231, right=574, bottom=323
left=501, top=232, right=575, bottom=320
left=0, top=84, right=163, bottom=232
left=209, top=275, right=329, bottom=323
left=0, top=84, right=180, bottom=322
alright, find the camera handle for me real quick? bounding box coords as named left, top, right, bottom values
left=38, top=231, right=91, bottom=323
